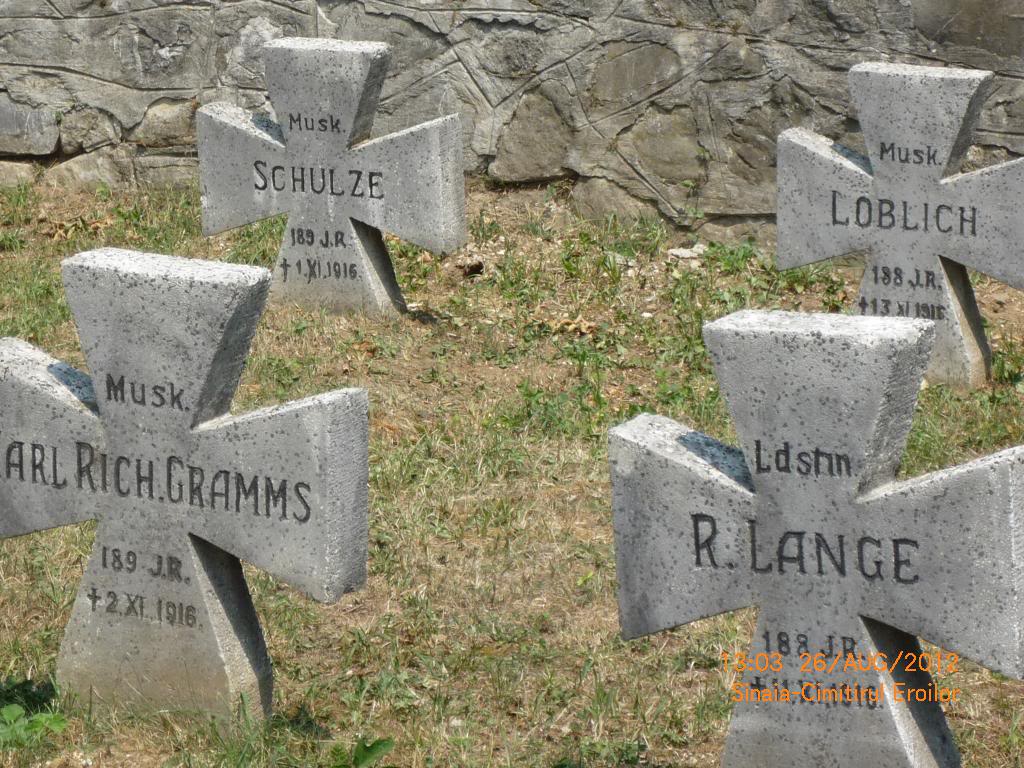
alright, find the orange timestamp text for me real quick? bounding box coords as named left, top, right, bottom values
left=721, top=650, right=960, bottom=676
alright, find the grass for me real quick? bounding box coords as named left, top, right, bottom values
left=0, top=178, right=1023, bottom=766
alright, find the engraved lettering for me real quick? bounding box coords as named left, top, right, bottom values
left=692, top=513, right=719, bottom=568
left=254, top=159, right=269, bottom=191
left=777, top=531, right=806, bottom=574
left=748, top=520, right=772, bottom=573
left=753, top=441, right=851, bottom=478
left=857, top=537, right=883, bottom=581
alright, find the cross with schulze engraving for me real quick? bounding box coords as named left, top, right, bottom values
left=0, top=249, right=369, bottom=717
left=197, top=38, right=466, bottom=315
left=611, top=310, right=1024, bottom=766
left=777, top=62, right=1024, bottom=389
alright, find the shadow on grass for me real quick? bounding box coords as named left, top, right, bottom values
left=407, top=307, right=440, bottom=325
left=277, top=703, right=332, bottom=740
left=0, top=678, right=57, bottom=714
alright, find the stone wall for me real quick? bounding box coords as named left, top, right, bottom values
left=0, top=1, right=319, bottom=187
left=3, top=1, right=1024, bottom=230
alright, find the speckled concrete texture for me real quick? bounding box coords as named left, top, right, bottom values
left=611, top=310, right=1024, bottom=766
left=0, top=248, right=369, bottom=717
left=197, top=38, right=466, bottom=316
left=777, top=62, right=1024, bottom=390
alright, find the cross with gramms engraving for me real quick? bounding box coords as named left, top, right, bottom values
left=611, top=310, right=1024, bottom=766
left=198, top=38, right=466, bottom=315
left=777, top=62, right=1024, bottom=388
left=0, top=249, right=368, bottom=717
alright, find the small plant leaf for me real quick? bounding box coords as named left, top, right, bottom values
left=352, top=737, right=395, bottom=768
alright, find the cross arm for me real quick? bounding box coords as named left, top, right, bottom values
left=945, top=158, right=1024, bottom=290
left=196, top=104, right=288, bottom=236
left=348, top=115, right=466, bottom=254
left=0, top=339, right=102, bottom=536
left=189, top=387, right=368, bottom=603
left=611, top=413, right=756, bottom=640
left=776, top=128, right=873, bottom=270
left=856, top=447, right=1024, bottom=677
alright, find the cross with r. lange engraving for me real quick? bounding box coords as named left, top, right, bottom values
left=612, top=310, right=1024, bottom=766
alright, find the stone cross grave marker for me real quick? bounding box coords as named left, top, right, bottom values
left=0, top=248, right=369, bottom=717
left=197, top=38, right=466, bottom=316
left=777, top=62, right=1024, bottom=389
left=611, top=310, right=1024, bottom=766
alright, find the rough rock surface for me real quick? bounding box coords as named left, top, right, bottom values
left=0, top=160, right=36, bottom=187
left=1, top=1, right=317, bottom=187
left=4, top=2, right=1024, bottom=225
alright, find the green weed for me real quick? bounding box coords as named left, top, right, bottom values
left=470, top=211, right=502, bottom=243
left=0, top=703, right=66, bottom=750
left=0, top=179, right=1022, bottom=767
left=329, top=737, right=395, bottom=768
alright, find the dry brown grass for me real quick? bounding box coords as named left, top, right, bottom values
left=0, top=177, right=1022, bottom=766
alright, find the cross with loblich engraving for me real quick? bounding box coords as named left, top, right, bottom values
left=777, top=62, right=1024, bottom=388
left=0, top=249, right=369, bottom=717
left=611, top=310, right=1024, bottom=766
left=197, top=38, right=466, bottom=315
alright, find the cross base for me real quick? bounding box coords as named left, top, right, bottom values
left=724, top=610, right=958, bottom=767
left=856, top=251, right=989, bottom=389
left=271, top=215, right=406, bottom=315
left=57, top=520, right=272, bottom=718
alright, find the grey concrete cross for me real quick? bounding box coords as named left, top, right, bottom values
left=197, top=38, right=466, bottom=316
left=0, top=249, right=368, bottom=717
left=777, top=62, right=1024, bottom=389
left=611, top=310, right=1024, bottom=766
